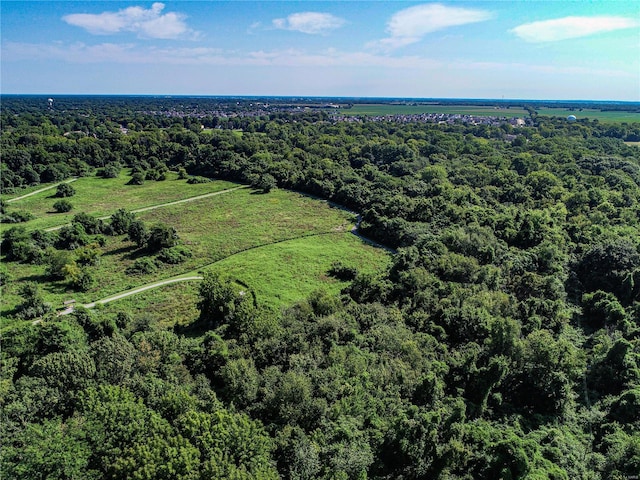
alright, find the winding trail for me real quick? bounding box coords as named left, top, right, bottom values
left=28, top=185, right=395, bottom=320
left=56, top=276, right=203, bottom=317
left=44, top=185, right=248, bottom=232
left=6, top=178, right=78, bottom=203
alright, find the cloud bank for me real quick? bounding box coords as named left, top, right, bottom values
left=511, top=16, right=639, bottom=43
left=272, top=12, right=346, bottom=34
left=62, top=2, right=198, bottom=39
left=370, top=3, right=492, bottom=50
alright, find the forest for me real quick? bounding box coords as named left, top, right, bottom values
left=1, top=96, right=639, bottom=479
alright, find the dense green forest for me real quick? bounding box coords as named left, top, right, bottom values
left=1, top=97, right=639, bottom=479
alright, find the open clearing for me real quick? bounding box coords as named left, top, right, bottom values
left=2, top=178, right=391, bottom=323
left=1, top=171, right=239, bottom=233
left=75, top=234, right=390, bottom=326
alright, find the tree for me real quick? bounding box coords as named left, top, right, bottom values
left=176, top=409, right=278, bottom=479
left=198, top=272, right=254, bottom=330
left=127, top=219, right=149, bottom=248
left=252, top=173, right=277, bottom=193
left=146, top=223, right=179, bottom=252
left=53, top=199, right=73, bottom=213
left=55, top=182, right=75, bottom=198
left=15, top=282, right=52, bottom=320
left=109, top=208, right=135, bottom=235
left=2, top=418, right=96, bottom=480
left=577, top=238, right=640, bottom=303
left=78, top=385, right=200, bottom=480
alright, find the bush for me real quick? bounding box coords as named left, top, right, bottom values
left=15, top=282, right=52, bottom=320
left=110, top=209, right=135, bottom=235
left=99, top=164, right=121, bottom=178
left=328, top=261, right=358, bottom=281
left=146, top=224, right=179, bottom=252
left=251, top=173, right=277, bottom=193
left=71, top=270, right=95, bottom=292
left=55, top=183, right=76, bottom=198
left=157, top=245, right=192, bottom=264
left=128, top=172, right=145, bottom=185
left=126, top=257, right=158, bottom=275
left=53, top=199, right=73, bottom=213
left=1, top=211, right=34, bottom=223
left=187, top=176, right=211, bottom=184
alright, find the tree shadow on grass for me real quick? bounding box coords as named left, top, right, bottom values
left=17, top=273, right=50, bottom=283
left=174, top=317, right=211, bottom=338
left=103, top=244, right=138, bottom=257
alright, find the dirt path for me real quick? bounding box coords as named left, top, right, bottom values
left=56, top=276, right=203, bottom=316
left=6, top=178, right=78, bottom=203
left=44, top=185, right=247, bottom=232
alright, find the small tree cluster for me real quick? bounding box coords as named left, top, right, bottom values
left=55, top=183, right=76, bottom=198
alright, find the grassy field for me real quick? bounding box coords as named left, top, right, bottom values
left=2, top=180, right=391, bottom=323
left=204, top=233, right=390, bottom=309
left=1, top=172, right=238, bottom=233
left=92, top=234, right=390, bottom=327
left=339, top=103, right=640, bottom=123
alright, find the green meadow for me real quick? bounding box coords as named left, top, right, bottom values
left=2, top=177, right=391, bottom=322
left=1, top=172, right=239, bottom=233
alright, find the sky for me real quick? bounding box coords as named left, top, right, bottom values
left=1, top=1, right=639, bottom=100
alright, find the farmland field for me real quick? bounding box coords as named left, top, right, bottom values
left=340, top=104, right=529, bottom=117
left=535, top=108, right=640, bottom=123
left=339, top=103, right=640, bottom=123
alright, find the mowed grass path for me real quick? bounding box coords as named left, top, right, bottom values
left=1, top=172, right=238, bottom=233
left=2, top=185, right=392, bottom=320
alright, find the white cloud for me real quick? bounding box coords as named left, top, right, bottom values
left=62, top=2, right=199, bottom=39
left=2, top=40, right=634, bottom=81
left=511, top=16, right=639, bottom=43
left=272, top=12, right=346, bottom=34
left=369, top=3, right=492, bottom=50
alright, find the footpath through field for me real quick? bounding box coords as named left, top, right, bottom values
left=44, top=185, right=248, bottom=232
left=28, top=184, right=394, bottom=320
left=6, top=178, right=78, bottom=203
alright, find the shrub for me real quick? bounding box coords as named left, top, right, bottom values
left=146, top=224, right=179, bottom=252
left=328, top=261, right=358, bottom=281
left=55, top=182, right=76, bottom=198
left=128, top=172, right=145, bottom=185
left=1, top=211, right=34, bottom=223
left=187, top=176, right=211, bottom=184
left=126, top=257, right=158, bottom=275
left=157, top=245, right=192, bottom=264
left=53, top=199, right=73, bottom=213
left=99, top=164, right=121, bottom=178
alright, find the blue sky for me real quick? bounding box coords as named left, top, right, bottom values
left=2, top=1, right=639, bottom=100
